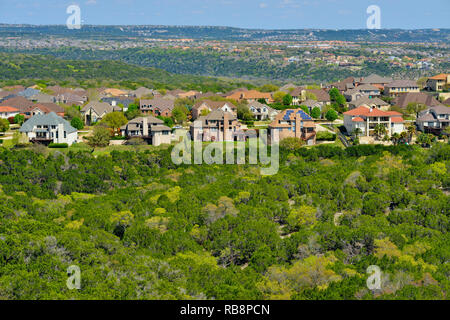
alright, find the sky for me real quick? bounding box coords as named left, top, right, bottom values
left=0, top=0, right=449, bottom=30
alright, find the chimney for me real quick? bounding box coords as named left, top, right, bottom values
left=142, top=117, right=149, bottom=137
left=57, top=123, right=64, bottom=143
left=223, top=112, right=229, bottom=141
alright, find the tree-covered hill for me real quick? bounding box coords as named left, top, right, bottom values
left=0, top=52, right=252, bottom=92
left=0, top=143, right=448, bottom=299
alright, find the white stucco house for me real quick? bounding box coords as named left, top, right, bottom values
left=19, top=112, right=78, bottom=145
left=343, top=106, right=405, bottom=137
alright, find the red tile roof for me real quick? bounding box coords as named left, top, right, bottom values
left=0, top=106, right=19, bottom=112
left=352, top=117, right=364, bottom=122
left=344, top=106, right=401, bottom=117
left=391, top=117, right=405, bottom=123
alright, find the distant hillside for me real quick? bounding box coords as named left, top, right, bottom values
left=0, top=53, right=253, bottom=91
left=0, top=24, right=449, bottom=42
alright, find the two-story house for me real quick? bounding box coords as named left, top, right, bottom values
left=191, top=100, right=237, bottom=120
left=268, top=109, right=316, bottom=145
left=384, top=80, right=420, bottom=97
left=19, top=112, right=78, bottom=145
left=416, top=105, right=450, bottom=133
left=120, top=115, right=172, bottom=146
left=343, top=106, right=405, bottom=137
left=190, top=110, right=241, bottom=142
left=426, top=74, right=450, bottom=92
left=140, top=98, right=175, bottom=117
left=81, top=101, right=119, bottom=125
left=248, top=101, right=279, bottom=121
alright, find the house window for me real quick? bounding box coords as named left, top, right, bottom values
left=64, top=131, right=67, bottom=139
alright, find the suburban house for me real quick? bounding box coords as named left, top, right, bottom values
left=17, top=88, right=41, bottom=99
left=226, top=90, right=273, bottom=103
left=348, top=96, right=390, bottom=111
left=102, top=97, right=135, bottom=111
left=248, top=101, right=279, bottom=121
left=29, top=93, right=55, bottom=104
left=81, top=101, right=119, bottom=125
left=384, top=80, right=420, bottom=97
left=416, top=105, right=450, bottom=134
left=426, top=73, right=449, bottom=92
left=291, top=88, right=331, bottom=106
left=329, top=77, right=359, bottom=92
left=190, top=110, right=241, bottom=142
left=19, top=112, right=78, bottom=146
left=55, top=93, right=87, bottom=106
left=0, top=96, right=34, bottom=113
left=140, top=98, right=175, bottom=117
left=191, top=100, right=237, bottom=120
left=268, top=109, right=316, bottom=145
left=23, top=103, right=65, bottom=119
left=392, top=92, right=442, bottom=109
left=130, top=87, right=154, bottom=98
left=344, top=84, right=380, bottom=101
left=359, top=74, right=393, bottom=90
left=300, top=99, right=323, bottom=113
left=0, top=106, right=19, bottom=119
left=304, top=89, right=331, bottom=105
left=120, top=115, right=171, bottom=146
left=343, top=106, right=405, bottom=137
left=100, top=88, right=129, bottom=98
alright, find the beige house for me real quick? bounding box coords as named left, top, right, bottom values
left=120, top=115, right=171, bottom=146
left=190, top=110, right=241, bottom=142
left=248, top=101, right=279, bottom=120
left=384, top=80, right=420, bottom=97
left=268, top=109, right=316, bottom=145
left=426, top=74, right=450, bottom=92
left=348, top=96, right=390, bottom=111
left=191, top=100, right=237, bottom=120
left=81, top=102, right=120, bottom=125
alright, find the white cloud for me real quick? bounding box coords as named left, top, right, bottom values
left=259, top=2, right=268, bottom=8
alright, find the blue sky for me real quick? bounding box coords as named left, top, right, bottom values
left=0, top=0, right=449, bottom=29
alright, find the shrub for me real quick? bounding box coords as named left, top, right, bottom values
left=127, top=137, right=146, bottom=145
left=70, top=117, right=84, bottom=130
left=48, top=143, right=69, bottom=148
left=316, top=131, right=336, bottom=141
left=111, top=136, right=127, bottom=140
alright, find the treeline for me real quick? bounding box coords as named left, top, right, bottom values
left=0, top=143, right=448, bottom=299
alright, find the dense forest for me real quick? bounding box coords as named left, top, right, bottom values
left=0, top=53, right=253, bottom=92
left=0, top=47, right=428, bottom=83
left=0, top=143, right=448, bottom=299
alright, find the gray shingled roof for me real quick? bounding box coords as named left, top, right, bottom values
left=385, top=80, right=418, bottom=88
left=361, top=74, right=393, bottom=84
left=19, top=112, right=77, bottom=134
left=81, top=101, right=114, bottom=115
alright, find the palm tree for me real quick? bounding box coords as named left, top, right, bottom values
left=391, top=133, right=400, bottom=145
left=400, top=131, right=408, bottom=144
left=373, top=124, right=387, bottom=140
left=352, top=128, right=363, bottom=139
left=407, top=125, right=416, bottom=143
